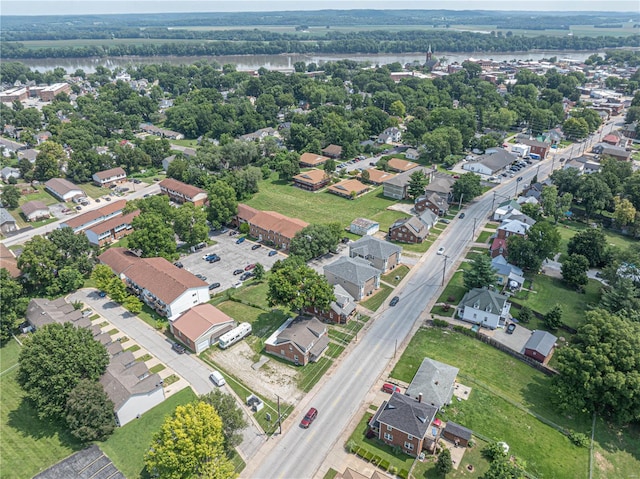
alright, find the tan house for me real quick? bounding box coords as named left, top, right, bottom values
left=236, top=204, right=308, bottom=251
left=361, top=168, right=396, bottom=185
left=321, top=144, right=343, bottom=159
left=387, top=158, right=419, bottom=173
left=92, top=167, right=127, bottom=187
left=299, top=153, right=330, bottom=168
left=327, top=179, right=370, bottom=199
left=20, top=200, right=50, bottom=222
left=264, top=315, right=329, bottom=366
left=292, top=169, right=330, bottom=191
left=159, top=178, right=208, bottom=206
left=170, top=303, right=236, bottom=353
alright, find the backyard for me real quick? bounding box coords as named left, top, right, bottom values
left=389, top=327, right=639, bottom=479
left=557, top=221, right=638, bottom=254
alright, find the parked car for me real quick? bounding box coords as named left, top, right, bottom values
left=98, top=291, right=107, bottom=298
left=105, top=196, right=112, bottom=201
left=208, top=282, right=221, bottom=290
left=459, top=213, right=466, bottom=219
left=172, top=343, right=186, bottom=354
left=440, top=218, right=450, bottom=224
left=240, top=272, right=254, bottom=281
left=195, top=274, right=207, bottom=281
left=174, top=262, right=184, bottom=269
left=209, top=370, right=225, bottom=386
left=437, top=247, right=445, bottom=255
left=75, top=205, right=82, bottom=210
left=251, top=244, right=262, bottom=250
left=95, top=198, right=101, bottom=203
left=268, top=250, right=278, bottom=257
left=143, top=194, right=150, bottom=198
left=208, top=256, right=221, bottom=263
left=389, top=296, right=400, bottom=307
left=233, top=269, right=244, bottom=275
left=244, top=264, right=256, bottom=271
left=382, top=383, right=401, bottom=394
left=233, top=280, right=243, bottom=288
left=506, top=323, right=516, bottom=335
left=300, top=407, right=318, bottom=428
left=229, top=230, right=238, bottom=236
left=236, top=237, right=245, bottom=244
left=133, top=179, right=142, bottom=184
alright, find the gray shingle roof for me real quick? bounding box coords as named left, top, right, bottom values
left=382, top=166, right=433, bottom=187
left=33, top=445, right=125, bottom=479
left=390, top=217, right=428, bottom=239
left=459, top=288, right=508, bottom=314
left=331, top=284, right=357, bottom=317
left=350, top=236, right=401, bottom=261
left=372, top=392, right=438, bottom=438
left=475, top=149, right=517, bottom=172
left=0, top=207, right=16, bottom=226
left=524, top=330, right=557, bottom=357
left=405, top=358, right=459, bottom=408
left=324, top=256, right=380, bottom=286
left=444, top=421, right=473, bottom=441
left=276, top=315, right=326, bottom=352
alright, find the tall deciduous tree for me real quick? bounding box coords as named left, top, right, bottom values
left=451, top=173, right=482, bottom=203
left=407, top=169, right=429, bottom=199
left=561, top=254, right=589, bottom=290
left=1, top=184, right=20, bottom=209
left=436, top=447, right=453, bottom=476
left=527, top=221, right=560, bottom=262
left=553, top=310, right=640, bottom=423
left=541, top=185, right=572, bottom=223
left=173, top=202, right=208, bottom=247
left=144, top=401, right=236, bottom=479
left=267, top=263, right=335, bottom=312
left=201, top=389, right=248, bottom=452
left=128, top=212, right=177, bottom=260
left=207, top=181, right=237, bottom=229
left=613, top=197, right=636, bottom=228
left=17, top=323, right=109, bottom=420
left=34, top=141, right=65, bottom=180
left=91, top=264, right=116, bottom=292
left=463, top=255, right=498, bottom=290
left=577, top=175, right=612, bottom=221
left=543, top=304, right=563, bottom=329
left=0, top=268, right=28, bottom=343
left=289, top=224, right=341, bottom=261
left=65, top=379, right=115, bottom=442
left=567, top=228, right=608, bottom=267
left=506, top=235, right=542, bottom=272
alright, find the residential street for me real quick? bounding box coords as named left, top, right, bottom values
left=243, top=116, right=621, bottom=479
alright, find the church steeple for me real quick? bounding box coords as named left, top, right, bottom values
left=426, top=44, right=432, bottom=62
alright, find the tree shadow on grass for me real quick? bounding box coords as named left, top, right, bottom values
left=593, top=418, right=640, bottom=464
left=7, top=397, right=82, bottom=448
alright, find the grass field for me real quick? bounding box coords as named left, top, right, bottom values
left=246, top=174, right=407, bottom=231
left=510, top=274, right=601, bottom=330
left=0, top=340, right=86, bottom=479
left=100, top=387, right=197, bottom=479
left=381, top=265, right=410, bottom=286
left=557, top=221, right=638, bottom=254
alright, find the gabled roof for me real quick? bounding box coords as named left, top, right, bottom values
left=444, top=421, right=473, bottom=441
left=100, top=352, right=162, bottom=410
left=328, top=179, right=369, bottom=196
left=491, top=255, right=524, bottom=278
left=322, top=144, right=343, bottom=156
left=419, top=210, right=438, bottom=228
left=350, top=236, right=401, bottom=261
left=390, top=217, right=428, bottom=239
left=502, top=211, right=536, bottom=226
left=416, top=192, right=448, bottom=211
left=0, top=207, right=16, bottom=225
left=524, top=330, right=557, bottom=357
left=324, top=256, right=380, bottom=286
left=459, top=288, right=509, bottom=314
left=26, top=297, right=83, bottom=329
left=45, top=178, right=84, bottom=196
left=293, top=169, right=328, bottom=185
left=171, top=303, right=235, bottom=343
left=266, top=315, right=327, bottom=353
left=63, top=200, right=126, bottom=230
left=424, top=173, right=455, bottom=196
left=244, top=208, right=309, bottom=240
left=383, top=166, right=432, bottom=188
left=498, top=219, right=530, bottom=235
left=387, top=158, right=419, bottom=172
left=97, top=247, right=140, bottom=275
left=20, top=200, right=49, bottom=217
left=364, top=168, right=396, bottom=184
left=94, top=167, right=126, bottom=180
left=299, top=152, right=330, bottom=166
left=405, top=357, right=459, bottom=408
left=159, top=178, right=207, bottom=199
left=475, top=149, right=516, bottom=171
left=371, top=392, right=437, bottom=438
left=87, top=210, right=140, bottom=236
left=331, top=284, right=357, bottom=317
left=0, top=243, right=20, bottom=277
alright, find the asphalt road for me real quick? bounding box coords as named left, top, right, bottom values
left=246, top=116, right=621, bottom=479
left=1, top=182, right=160, bottom=247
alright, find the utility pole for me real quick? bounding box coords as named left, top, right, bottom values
left=277, top=394, right=282, bottom=435
left=458, top=193, right=463, bottom=211
left=394, top=339, right=397, bottom=358
left=472, top=218, right=477, bottom=241
left=441, top=255, right=448, bottom=286
left=491, top=191, right=496, bottom=210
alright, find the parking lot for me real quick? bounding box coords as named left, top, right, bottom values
left=176, top=229, right=285, bottom=292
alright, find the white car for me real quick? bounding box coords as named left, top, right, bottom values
left=437, top=247, right=445, bottom=255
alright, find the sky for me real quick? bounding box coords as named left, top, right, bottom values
left=2, top=0, right=639, bottom=15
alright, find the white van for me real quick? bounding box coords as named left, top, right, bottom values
left=209, top=370, right=225, bottom=387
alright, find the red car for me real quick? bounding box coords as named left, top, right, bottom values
left=244, top=264, right=256, bottom=271
left=382, top=383, right=401, bottom=394
left=300, top=407, right=318, bottom=428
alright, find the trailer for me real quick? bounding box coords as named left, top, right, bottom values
left=218, top=322, right=252, bottom=349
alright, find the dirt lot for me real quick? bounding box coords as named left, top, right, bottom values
left=207, top=341, right=303, bottom=403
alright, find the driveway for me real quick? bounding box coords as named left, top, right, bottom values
left=69, top=288, right=266, bottom=460
left=177, top=230, right=284, bottom=291
left=489, top=322, right=531, bottom=354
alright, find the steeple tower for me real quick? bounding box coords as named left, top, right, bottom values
left=426, top=44, right=432, bottom=62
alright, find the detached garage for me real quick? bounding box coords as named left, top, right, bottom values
left=170, top=304, right=236, bottom=353
left=443, top=421, right=473, bottom=447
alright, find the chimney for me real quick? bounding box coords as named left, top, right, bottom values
left=418, top=393, right=423, bottom=403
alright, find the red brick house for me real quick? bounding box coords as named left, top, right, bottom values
left=236, top=204, right=308, bottom=251
left=414, top=192, right=449, bottom=216
left=369, top=393, right=438, bottom=457
left=304, top=285, right=357, bottom=324
left=388, top=217, right=429, bottom=244
left=159, top=178, right=208, bottom=206
left=264, top=315, right=329, bottom=366
left=520, top=139, right=551, bottom=159
left=292, top=169, right=330, bottom=191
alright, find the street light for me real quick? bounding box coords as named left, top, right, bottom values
left=514, top=176, right=523, bottom=198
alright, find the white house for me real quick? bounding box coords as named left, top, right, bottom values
left=458, top=288, right=511, bottom=329
left=493, top=200, right=521, bottom=221
left=1, top=166, right=21, bottom=182
left=405, top=148, right=419, bottom=160
left=44, top=178, right=85, bottom=202
left=350, top=218, right=380, bottom=236
left=377, top=127, right=402, bottom=144
left=511, top=144, right=530, bottom=158
left=463, top=149, right=516, bottom=176
left=92, top=167, right=127, bottom=187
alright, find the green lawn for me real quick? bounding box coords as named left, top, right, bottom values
left=389, top=328, right=609, bottom=479
left=381, top=265, right=410, bottom=286
left=215, top=300, right=288, bottom=340
left=557, top=222, right=638, bottom=254
left=1, top=340, right=84, bottom=479
left=394, top=238, right=434, bottom=254
left=360, top=284, right=393, bottom=311
left=100, top=388, right=197, bottom=479
left=79, top=182, right=109, bottom=199
left=510, top=275, right=601, bottom=331
left=298, top=357, right=333, bottom=392
left=412, top=437, right=490, bottom=479
left=228, top=281, right=271, bottom=310
left=246, top=174, right=407, bottom=230
left=475, top=230, right=493, bottom=243
left=436, top=269, right=468, bottom=305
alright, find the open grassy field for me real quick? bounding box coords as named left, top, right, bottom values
left=100, top=387, right=197, bottom=479
left=390, top=328, right=640, bottom=479
left=0, top=340, right=85, bottom=479
left=246, top=174, right=407, bottom=231
left=510, top=274, right=601, bottom=331
left=557, top=221, right=638, bottom=254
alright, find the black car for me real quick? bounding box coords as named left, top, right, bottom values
left=208, top=282, right=221, bottom=290
left=459, top=213, right=466, bottom=219
left=268, top=250, right=278, bottom=257
left=506, top=323, right=516, bottom=335
left=195, top=274, right=207, bottom=281
left=208, top=255, right=221, bottom=263
left=233, top=269, right=244, bottom=275
left=174, top=262, right=184, bottom=269
left=251, top=244, right=262, bottom=250
left=240, top=272, right=254, bottom=281
left=389, top=296, right=400, bottom=307
left=172, top=342, right=186, bottom=354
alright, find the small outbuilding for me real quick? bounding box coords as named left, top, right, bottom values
left=443, top=421, right=473, bottom=447
left=524, top=330, right=557, bottom=363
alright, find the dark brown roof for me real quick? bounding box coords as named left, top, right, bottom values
left=87, top=210, right=139, bottom=236
left=159, top=178, right=207, bottom=199
left=98, top=247, right=141, bottom=275
left=94, top=167, right=126, bottom=180
left=63, top=200, right=126, bottom=230
left=0, top=243, right=20, bottom=277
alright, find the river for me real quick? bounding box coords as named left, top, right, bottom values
left=16, top=51, right=606, bottom=73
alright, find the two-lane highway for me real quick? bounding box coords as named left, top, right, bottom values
left=246, top=117, right=621, bottom=479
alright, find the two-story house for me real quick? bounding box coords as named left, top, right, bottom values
left=457, top=287, right=511, bottom=329
left=349, top=236, right=402, bottom=273
left=236, top=204, right=308, bottom=252
left=264, top=315, right=329, bottom=365
left=159, top=178, right=208, bottom=206
left=414, top=192, right=449, bottom=216
left=324, top=257, right=381, bottom=301
left=305, top=285, right=357, bottom=324
left=292, top=169, right=330, bottom=191
left=92, top=167, right=127, bottom=187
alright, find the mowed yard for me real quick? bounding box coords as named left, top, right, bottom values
left=245, top=174, right=408, bottom=231
left=389, top=328, right=640, bottom=479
